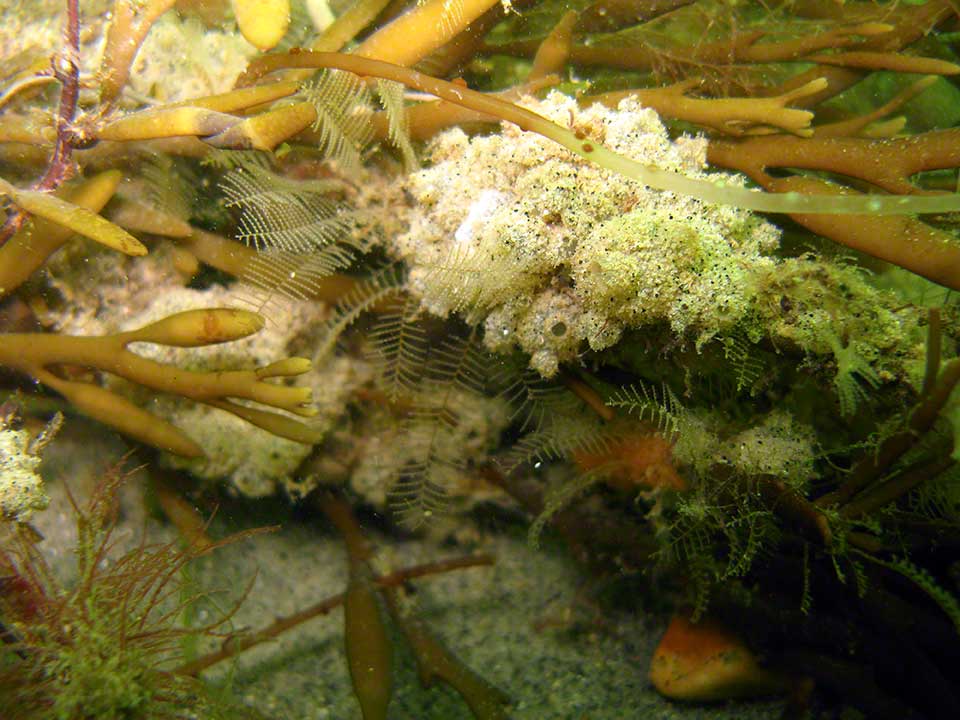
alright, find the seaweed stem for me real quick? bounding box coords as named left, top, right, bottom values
left=175, top=553, right=494, bottom=676
left=237, top=51, right=960, bottom=217
left=820, top=357, right=960, bottom=507
left=0, top=0, right=82, bottom=247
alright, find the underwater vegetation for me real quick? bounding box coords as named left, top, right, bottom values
left=1, top=0, right=960, bottom=717
left=0, top=438, right=266, bottom=719
left=0, top=435, right=501, bottom=719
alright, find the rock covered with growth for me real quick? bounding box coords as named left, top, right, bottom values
left=0, top=425, right=47, bottom=523
left=397, top=92, right=780, bottom=376
left=0, top=402, right=59, bottom=523
left=670, top=407, right=818, bottom=490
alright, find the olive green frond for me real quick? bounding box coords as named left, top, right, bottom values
left=493, top=362, right=579, bottom=434
left=317, top=264, right=408, bottom=359
left=389, top=330, right=491, bottom=528
left=528, top=464, right=614, bottom=549
left=500, top=409, right=611, bottom=475
left=376, top=79, right=418, bottom=171
left=607, top=381, right=684, bottom=439
left=221, top=162, right=358, bottom=253
left=300, top=69, right=375, bottom=176
left=368, top=294, right=429, bottom=402
left=720, top=333, right=765, bottom=395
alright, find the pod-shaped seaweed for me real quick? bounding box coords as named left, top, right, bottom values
left=320, top=493, right=393, bottom=720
